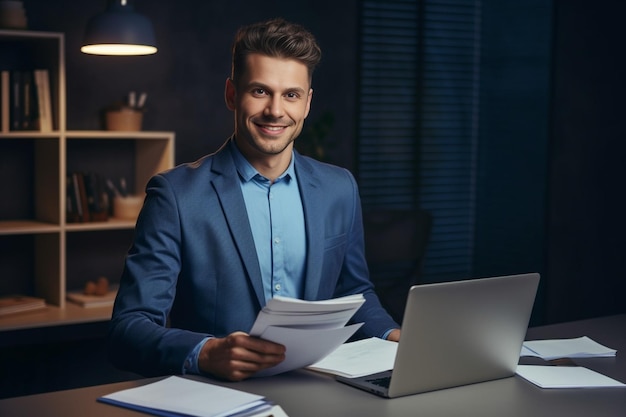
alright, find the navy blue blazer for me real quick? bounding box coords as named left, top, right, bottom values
left=108, top=138, right=398, bottom=376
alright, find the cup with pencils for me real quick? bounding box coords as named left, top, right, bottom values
left=105, top=91, right=147, bottom=131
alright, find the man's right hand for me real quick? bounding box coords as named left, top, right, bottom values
left=198, top=331, right=286, bottom=381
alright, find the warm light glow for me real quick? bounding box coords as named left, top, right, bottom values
left=81, top=44, right=157, bottom=56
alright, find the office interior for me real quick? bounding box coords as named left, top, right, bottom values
left=1, top=0, right=624, bottom=400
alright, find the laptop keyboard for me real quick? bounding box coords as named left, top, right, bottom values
left=367, top=376, right=391, bottom=388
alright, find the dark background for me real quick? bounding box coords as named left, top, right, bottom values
left=1, top=0, right=624, bottom=398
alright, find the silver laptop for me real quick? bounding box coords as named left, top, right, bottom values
left=337, top=273, right=540, bottom=398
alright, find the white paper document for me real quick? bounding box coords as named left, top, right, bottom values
left=98, top=376, right=286, bottom=417
left=516, top=365, right=626, bottom=389
left=307, top=337, right=398, bottom=378
left=254, top=323, right=363, bottom=377
left=249, top=294, right=366, bottom=377
left=250, top=294, right=365, bottom=336
left=521, top=336, right=617, bottom=360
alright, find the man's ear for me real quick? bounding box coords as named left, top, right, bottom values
left=224, top=78, right=236, bottom=110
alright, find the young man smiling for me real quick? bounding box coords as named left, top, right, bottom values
left=108, top=18, right=400, bottom=382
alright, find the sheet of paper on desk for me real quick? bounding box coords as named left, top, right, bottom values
left=521, top=336, right=617, bottom=360
left=307, top=337, right=398, bottom=378
left=516, top=365, right=626, bottom=388
left=98, top=376, right=286, bottom=417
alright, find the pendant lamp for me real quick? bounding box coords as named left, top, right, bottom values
left=81, top=0, right=157, bottom=56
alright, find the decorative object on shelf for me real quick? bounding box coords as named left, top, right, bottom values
left=105, top=106, right=143, bottom=131
left=113, top=194, right=144, bottom=220
left=84, top=276, right=110, bottom=296
left=104, top=90, right=147, bottom=130
left=67, top=277, right=118, bottom=308
left=81, top=0, right=157, bottom=56
left=0, top=0, right=28, bottom=29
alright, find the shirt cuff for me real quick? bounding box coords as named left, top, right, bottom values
left=182, top=336, right=211, bottom=375
left=381, top=328, right=395, bottom=340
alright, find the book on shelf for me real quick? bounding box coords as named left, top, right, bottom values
left=66, top=287, right=118, bottom=308
left=1, top=68, right=51, bottom=132
left=9, top=69, right=21, bottom=131
left=66, top=172, right=110, bottom=223
left=0, top=295, right=47, bottom=317
left=20, top=69, right=37, bottom=130
left=72, top=171, right=91, bottom=222
left=84, top=172, right=109, bottom=221
left=1, top=70, right=9, bottom=132
left=34, top=69, right=52, bottom=132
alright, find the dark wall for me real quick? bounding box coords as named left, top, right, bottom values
left=474, top=1, right=553, bottom=326
left=25, top=0, right=358, bottom=169
left=546, top=0, right=626, bottom=323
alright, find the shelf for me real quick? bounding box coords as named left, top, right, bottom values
left=65, top=130, right=174, bottom=139
left=0, top=220, right=60, bottom=235
left=0, top=132, right=61, bottom=139
left=65, top=218, right=137, bottom=232
left=0, top=303, right=113, bottom=332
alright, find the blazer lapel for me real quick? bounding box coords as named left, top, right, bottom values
left=210, top=143, right=266, bottom=308
left=295, top=154, right=326, bottom=300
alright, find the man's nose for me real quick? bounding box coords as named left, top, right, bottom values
left=264, top=96, right=285, bottom=118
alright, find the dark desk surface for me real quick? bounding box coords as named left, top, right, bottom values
left=1, top=314, right=625, bottom=417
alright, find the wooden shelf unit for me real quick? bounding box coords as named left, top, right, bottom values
left=0, top=30, right=175, bottom=331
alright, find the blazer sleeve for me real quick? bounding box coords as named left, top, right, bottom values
left=108, top=173, right=209, bottom=377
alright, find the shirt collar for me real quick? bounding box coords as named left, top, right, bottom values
left=229, top=139, right=296, bottom=184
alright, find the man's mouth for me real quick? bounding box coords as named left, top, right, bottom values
left=263, top=125, right=285, bottom=131
left=255, top=123, right=289, bottom=134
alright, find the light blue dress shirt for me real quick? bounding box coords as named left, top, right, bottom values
left=231, top=142, right=307, bottom=301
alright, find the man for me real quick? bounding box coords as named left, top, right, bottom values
left=108, top=17, right=400, bottom=382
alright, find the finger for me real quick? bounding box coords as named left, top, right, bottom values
left=229, top=333, right=286, bottom=356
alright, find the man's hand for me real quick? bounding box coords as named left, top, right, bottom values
left=198, top=331, right=286, bottom=381
left=386, top=329, right=401, bottom=342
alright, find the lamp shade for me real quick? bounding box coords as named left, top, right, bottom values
left=81, top=0, right=157, bottom=56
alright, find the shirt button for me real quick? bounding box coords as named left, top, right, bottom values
left=274, top=237, right=280, bottom=244
left=274, top=284, right=281, bottom=291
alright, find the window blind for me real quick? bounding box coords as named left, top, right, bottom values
left=357, top=0, right=481, bottom=282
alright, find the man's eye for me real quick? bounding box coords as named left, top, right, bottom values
left=252, top=88, right=267, bottom=96
left=285, top=92, right=299, bottom=99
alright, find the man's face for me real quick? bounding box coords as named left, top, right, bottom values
left=226, top=54, right=312, bottom=160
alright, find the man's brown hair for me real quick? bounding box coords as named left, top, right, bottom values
left=231, top=18, right=322, bottom=86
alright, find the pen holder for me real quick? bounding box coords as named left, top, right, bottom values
left=105, top=108, right=143, bottom=131
left=113, top=195, right=144, bottom=220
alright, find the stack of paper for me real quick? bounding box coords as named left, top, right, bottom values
left=249, top=294, right=366, bottom=377
left=98, top=376, right=288, bottom=417
left=521, top=336, right=617, bottom=360
left=517, top=336, right=624, bottom=389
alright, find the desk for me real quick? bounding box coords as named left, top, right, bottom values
left=1, top=314, right=625, bottom=417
